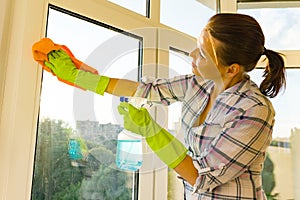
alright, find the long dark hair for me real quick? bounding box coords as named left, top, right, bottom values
left=206, top=13, right=286, bottom=98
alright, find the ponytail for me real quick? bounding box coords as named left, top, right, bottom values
left=260, top=49, right=286, bottom=98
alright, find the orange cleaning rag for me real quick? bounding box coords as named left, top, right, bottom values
left=32, top=38, right=98, bottom=89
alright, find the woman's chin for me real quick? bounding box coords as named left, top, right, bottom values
left=192, top=68, right=201, bottom=76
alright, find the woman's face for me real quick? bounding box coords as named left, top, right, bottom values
left=189, top=30, right=225, bottom=81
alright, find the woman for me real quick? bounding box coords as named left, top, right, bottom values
left=45, top=13, right=286, bottom=199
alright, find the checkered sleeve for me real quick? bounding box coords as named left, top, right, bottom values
left=134, top=74, right=196, bottom=105
left=192, top=104, right=274, bottom=193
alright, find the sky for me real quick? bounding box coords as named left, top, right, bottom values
left=39, top=2, right=300, bottom=139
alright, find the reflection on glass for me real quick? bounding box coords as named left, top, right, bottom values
left=161, top=0, right=215, bottom=37
left=238, top=7, right=300, bottom=50
left=31, top=7, right=141, bottom=200
left=108, top=0, right=148, bottom=16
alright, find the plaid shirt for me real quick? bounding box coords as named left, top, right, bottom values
left=135, top=74, right=274, bottom=200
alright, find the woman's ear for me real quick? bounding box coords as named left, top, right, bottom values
left=225, top=63, right=241, bottom=78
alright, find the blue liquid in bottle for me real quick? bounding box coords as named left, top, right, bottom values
left=116, top=134, right=143, bottom=171
left=116, top=97, right=146, bottom=171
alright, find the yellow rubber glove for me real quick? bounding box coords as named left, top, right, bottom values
left=44, top=50, right=110, bottom=95
left=118, top=102, right=187, bottom=169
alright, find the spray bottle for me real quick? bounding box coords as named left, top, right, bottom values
left=116, top=96, right=148, bottom=171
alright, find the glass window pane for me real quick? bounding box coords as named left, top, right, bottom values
left=168, top=49, right=192, bottom=130
left=31, top=7, right=141, bottom=200
left=167, top=49, right=191, bottom=200
left=238, top=7, right=300, bottom=50
left=160, top=0, right=215, bottom=37
left=108, top=0, right=148, bottom=16
left=249, top=68, right=300, bottom=199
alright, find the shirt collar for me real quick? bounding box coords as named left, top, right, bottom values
left=221, top=75, right=256, bottom=96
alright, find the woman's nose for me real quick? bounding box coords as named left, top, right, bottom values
left=189, top=48, right=199, bottom=58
